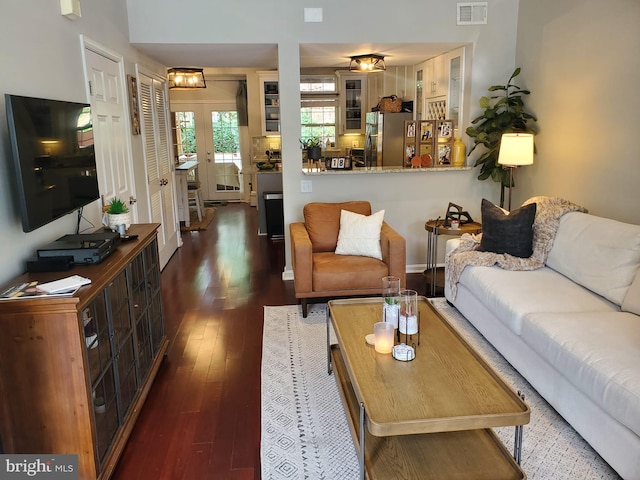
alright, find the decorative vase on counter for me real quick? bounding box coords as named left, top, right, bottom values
left=452, top=137, right=466, bottom=167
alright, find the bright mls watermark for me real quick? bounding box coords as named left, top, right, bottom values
left=0, top=455, right=77, bottom=479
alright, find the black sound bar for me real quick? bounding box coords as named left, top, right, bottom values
left=26, top=256, right=74, bottom=273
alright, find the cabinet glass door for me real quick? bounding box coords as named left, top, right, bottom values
left=144, top=240, right=165, bottom=355
left=130, top=252, right=153, bottom=380
left=343, top=78, right=363, bottom=133
left=83, top=293, right=119, bottom=469
left=263, top=80, right=280, bottom=134
left=107, top=271, right=138, bottom=419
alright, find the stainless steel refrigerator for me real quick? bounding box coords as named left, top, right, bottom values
left=364, top=112, right=412, bottom=168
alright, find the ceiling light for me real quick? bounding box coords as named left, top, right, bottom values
left=349, top=54, right=386, bottom=72
left=167, top=68, right=206, bottom=89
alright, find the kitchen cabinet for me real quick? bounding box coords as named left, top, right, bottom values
left=337, top=72, right=367, bottom=134
left=258, top=72, right=280, bottom=136
left=417, top=47, right=466, bottom=129
left=447, top=47, right=465, bottom=130
left=424, top=54, right=448, bottom=99
left=0, top=224, right=168, bottom=480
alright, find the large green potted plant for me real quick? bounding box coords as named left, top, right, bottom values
left=466, top=68, right=537, bottom=207
left=300, top=136, right=322, bottom=161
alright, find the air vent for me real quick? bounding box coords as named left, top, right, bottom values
left=457, top=2, right=488, bottom=25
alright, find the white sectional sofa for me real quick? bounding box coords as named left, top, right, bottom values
left=445, top=211, right=640, bottom=479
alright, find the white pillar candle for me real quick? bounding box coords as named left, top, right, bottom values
left=399, top=314, right=418, bottom=335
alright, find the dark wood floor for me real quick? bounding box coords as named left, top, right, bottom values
left=112, top=202, right=426, bottom=480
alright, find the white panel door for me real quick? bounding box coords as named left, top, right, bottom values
left=84, top=48, right=135, bottom=208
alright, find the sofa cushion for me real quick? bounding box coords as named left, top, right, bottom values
left=479, top=199, right=537, bottom=258
left=521, top=311, right=640, bottom=437
left=303, top=201, right=372, bottom=253
left=546, top=212, right=640, bottom=306
left=458, top=265, right=619, bottom=335
left=622, top=268, right=640, bottom=315
left=335, top=209, right=385, bottom=260
left=312, top=252, right=387, bottom=291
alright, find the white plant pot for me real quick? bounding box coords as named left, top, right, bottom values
left=106, top=212, right=131, bottom=232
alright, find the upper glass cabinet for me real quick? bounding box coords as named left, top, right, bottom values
left=337, top=72, right=366, bottom=134
left=259, top=72, right=280, bottom=136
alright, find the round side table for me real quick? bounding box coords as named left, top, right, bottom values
left=424, top=220, right=482, bottom=296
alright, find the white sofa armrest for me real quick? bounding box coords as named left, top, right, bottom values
left=445, top=238, right=461, bottom=259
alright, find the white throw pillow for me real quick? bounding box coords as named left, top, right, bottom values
left=335, top=209, right=385, bottom=260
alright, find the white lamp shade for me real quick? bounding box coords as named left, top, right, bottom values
left=498, top=133, right=534, bottom=166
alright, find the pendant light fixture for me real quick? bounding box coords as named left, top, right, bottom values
left=349, top=54, right=386, bottom=72
left=167, top=68, right=206, bottom=89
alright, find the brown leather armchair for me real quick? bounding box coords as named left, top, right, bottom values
left=290, top=201, right=406, bottom=317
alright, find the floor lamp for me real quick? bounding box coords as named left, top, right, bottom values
left=498, top=133, right=534, bottom=211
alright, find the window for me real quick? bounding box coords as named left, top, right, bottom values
left=300, top=76, right=337, bottom=146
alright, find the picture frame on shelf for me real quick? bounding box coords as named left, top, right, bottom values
left=405, top=121, right=416, bottom=139
left=437, top=143, right=452, bottom=165
left=419, top=143, right=434, bottom=156
left=437, top=120, right=453, bottom=141
left=404, top=143, right=416, bottom=166
left=419, top=121, right=435, bottom=142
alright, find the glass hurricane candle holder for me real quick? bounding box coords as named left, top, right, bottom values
left=398, top=289, right=420, bottom=345
left=382, top=276, right=401, bottom=328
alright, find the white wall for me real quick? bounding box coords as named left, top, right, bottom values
left=515, top=0, right=640, bottom=224
left=127, top=0, right=521, bottom=272
left=0, top=0, right=166, bottom=284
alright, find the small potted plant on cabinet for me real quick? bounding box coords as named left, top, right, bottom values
left=104, top=198, right=131, bottom=232
left=93, top=396, right=106, bottom=414
left=300, top=136, right=323, bottom=161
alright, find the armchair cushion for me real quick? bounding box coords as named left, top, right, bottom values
left=335, top=209, right=385, bottom=260
left=303, top=201, right=372, bottom=252
left=312, top=252, right=388, bottom=291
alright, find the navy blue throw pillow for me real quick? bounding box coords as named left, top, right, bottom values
left=479, top=199, right=537, bottom=258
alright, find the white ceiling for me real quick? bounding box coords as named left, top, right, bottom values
left=133, top=42, right=463, bottom=70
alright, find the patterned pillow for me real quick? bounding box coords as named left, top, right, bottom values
left=479, top=199, right=537, bottom=258
left=335, top=209, right=385, bottom=260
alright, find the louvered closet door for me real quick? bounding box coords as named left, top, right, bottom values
left=137, top=70, right=179, bottom=269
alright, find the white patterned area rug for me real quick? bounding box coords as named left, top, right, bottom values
left=261, top=300, right=621, bottom=480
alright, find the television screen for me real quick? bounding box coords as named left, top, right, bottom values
left=5, top=94, right=99, bottom=232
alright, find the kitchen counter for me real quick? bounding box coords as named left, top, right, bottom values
left=302, top=165, right=472, bottom=175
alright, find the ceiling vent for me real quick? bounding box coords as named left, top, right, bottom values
left=457, top=2, right=488, bottom=25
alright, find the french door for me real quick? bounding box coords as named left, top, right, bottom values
left=172, top=102, right=243, bottom=202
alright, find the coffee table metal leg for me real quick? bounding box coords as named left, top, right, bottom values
left=327, top=307, right=332, bottom=375
left=426, top=230, right=438, bottom=297
left=359, top=402, right=365, bottom=480
left=514, top=391, right=525, bottom=464
left=514, top=425, right=524, bottom=464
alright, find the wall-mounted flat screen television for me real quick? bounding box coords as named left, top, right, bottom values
left=5, top=94, right=99, bottom=232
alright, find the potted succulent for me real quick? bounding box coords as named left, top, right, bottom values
left=466, top=68, right=537, bottom=208
left=104, top=198, right=131, bottom=232
left=93, top=396, right=106, bottom=414
left=300, top=136, right=323, bottom=161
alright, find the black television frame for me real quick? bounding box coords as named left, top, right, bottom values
left=5, top=94, right=100, bottom=233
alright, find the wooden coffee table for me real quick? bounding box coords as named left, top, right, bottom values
left=326, top=297, right=529, bottom=479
